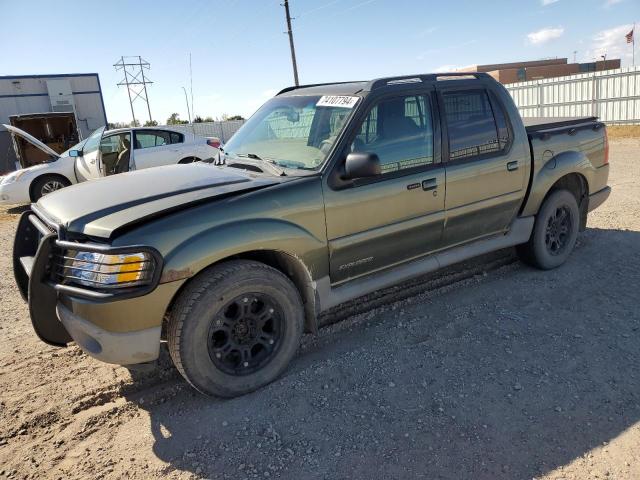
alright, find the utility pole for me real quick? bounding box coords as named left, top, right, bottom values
left=182, top=87, right=192, bottom=124
left=114, top=56, right=154, bottom=125
left=283, top=0, right=300, bottom=86
left=189, top=53, right=194, bottom=119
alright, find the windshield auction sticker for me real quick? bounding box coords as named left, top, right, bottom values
left=316, top=96, right=359, bottom=108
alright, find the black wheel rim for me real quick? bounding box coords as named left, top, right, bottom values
left=207, top=294, right=284, bottom=376
left=545, top=205, right=572, bottom=256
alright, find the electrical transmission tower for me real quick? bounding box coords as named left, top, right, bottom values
left=114, top=56, right=153, bottom=125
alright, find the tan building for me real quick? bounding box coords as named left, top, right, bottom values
left=459, top=58, right=621, bottom=84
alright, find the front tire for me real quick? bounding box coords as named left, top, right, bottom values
left=516, top=189, right=580, bottom=270
left=32, top=175, right=71, bottom=201
left=167, top=260, right=304, bottom=397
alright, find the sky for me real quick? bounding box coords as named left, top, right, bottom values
left=1, top=0, right=638, bottom=124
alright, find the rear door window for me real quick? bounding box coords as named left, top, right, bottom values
left=134, top=130, right=172, bottom=149
left=442, top=90, right=509, bottom=161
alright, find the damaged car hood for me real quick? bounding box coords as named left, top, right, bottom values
left=36, top=163, right=286, bottom=238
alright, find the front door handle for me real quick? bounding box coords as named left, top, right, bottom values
left=422, top=178, right=437, bottom=191
left=507, top=161, right=519, bottom=171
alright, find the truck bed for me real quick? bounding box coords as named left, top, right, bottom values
left=523, top=116, right=598, bottom=133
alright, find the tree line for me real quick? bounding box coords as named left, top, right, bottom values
left=108, top=113, right=245, bottom=129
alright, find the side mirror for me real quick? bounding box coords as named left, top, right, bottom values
left=68, top=149, right=81, bottom=158
left=344, top=152, right=381, bottom=179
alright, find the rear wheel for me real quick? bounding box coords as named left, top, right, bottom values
left=32, top=175, right=71, bottom=201
left=516, top=189, right=580, bottom=270
left=167, top=260, right=304, bottom=397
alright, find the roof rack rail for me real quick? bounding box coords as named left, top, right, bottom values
left=365, top=72, right=492, bottom=91
left=276, top=81, right=364, bottom=96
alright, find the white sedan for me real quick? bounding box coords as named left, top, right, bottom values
left=0, top=125, right=221, bottom=205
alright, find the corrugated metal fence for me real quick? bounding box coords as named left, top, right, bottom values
left=505, top=66, right=640, bottom=124
left=160, top=120, right=245, bottom=143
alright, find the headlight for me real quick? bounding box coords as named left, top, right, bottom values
left=62, top=250, right=157, bottom=289
left=1, top=170, right=25, bottom=185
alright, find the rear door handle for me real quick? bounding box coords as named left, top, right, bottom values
left=507, top=161, right=519, bottom=171
left=421, top=178, right=437, bottom=191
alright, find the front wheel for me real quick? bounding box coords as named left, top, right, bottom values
left=167, top=260, right=304, bottom=397
left=32, top=175, right=71, bottom=201
left=516, top=189, right=580, bottom=270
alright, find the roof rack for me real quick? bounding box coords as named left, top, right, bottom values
left=365, top=72, right=492, bottom=91
left=276, top=80, right=365, bottom=96
left=275, top=72, right=493, bottom=96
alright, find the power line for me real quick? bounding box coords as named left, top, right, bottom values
left=282, top=0, right=300, bottom=86
left=114, top=56, right=153, bottom=125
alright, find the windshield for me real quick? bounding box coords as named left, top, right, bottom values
left=59, top=127, right=104, bottom=157
left=223, top=95, right=359, bottom=170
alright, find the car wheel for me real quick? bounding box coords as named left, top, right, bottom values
left=516, top=189, right=580, bottom=270
left=32, top=175, right=71, bottom=201
left=167, top=260, right=304, bottom=397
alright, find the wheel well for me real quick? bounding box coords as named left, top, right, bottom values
left=178, top=157, right=201, bottom=164
left=547, top=173, right=589, bottom=230
left=29, top=173, right=71, bottom=201
left=162, top=251, right=318, bottom=338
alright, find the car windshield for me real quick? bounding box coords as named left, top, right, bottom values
left=59, top=127, right=103, bottom=157
left=223, top=95, right=359, bottom=170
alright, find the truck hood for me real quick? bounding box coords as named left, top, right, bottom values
left=36, top=163, right=284, bottom=238
left=2, top=124, right=61, bottom=159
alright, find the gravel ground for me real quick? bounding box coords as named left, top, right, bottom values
left=0, top=139, right=638, bottom=480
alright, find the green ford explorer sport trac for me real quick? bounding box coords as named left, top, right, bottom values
left=13, top=72, right=611, bottom=397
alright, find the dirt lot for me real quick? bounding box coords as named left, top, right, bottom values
left=0, top=139, right=639, bottom=480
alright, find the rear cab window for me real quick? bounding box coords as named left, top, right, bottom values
left=442, top=89, right=511, bottom=161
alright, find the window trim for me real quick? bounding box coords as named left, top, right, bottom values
left=437, top=87, right=513, bottom=166
left=327, top=87, right=442, bottom=190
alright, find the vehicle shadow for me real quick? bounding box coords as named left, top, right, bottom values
left=5, top=204, right=29, bottom=215
left=125, top=227, right=640, bottom=479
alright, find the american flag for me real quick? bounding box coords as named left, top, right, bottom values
left=626, top=28, right=634, bottom=44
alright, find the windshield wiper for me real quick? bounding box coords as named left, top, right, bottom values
left=229, top=153, right=286, bottom=176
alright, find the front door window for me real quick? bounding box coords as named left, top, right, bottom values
left=100, top=133, right=132, bottom=175
left=351, top=94, right=434, bottom=175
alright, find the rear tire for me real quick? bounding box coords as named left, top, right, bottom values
left=167, top=260, right=304, bottom=397
left=516, top=189, right=580, bottom=270
left=32, top=175, right=71, bottom=201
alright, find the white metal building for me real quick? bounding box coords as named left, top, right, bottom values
left=0, top=73, right=107, bottom=172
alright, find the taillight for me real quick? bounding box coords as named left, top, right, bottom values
left=603, top=128, right=609, bottom=165
left=207, top=139, right=221, bottom=149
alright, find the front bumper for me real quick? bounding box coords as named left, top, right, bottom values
left=13, top=209, right=185, bottom=364
left=0, top=180, right=30, bottom=205
left=57, top=303, right=161, bottom=364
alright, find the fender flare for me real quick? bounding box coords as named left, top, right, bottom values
left=521, top=150, right=594, bottom=217
left=160, top=218, right=329, bottom=331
